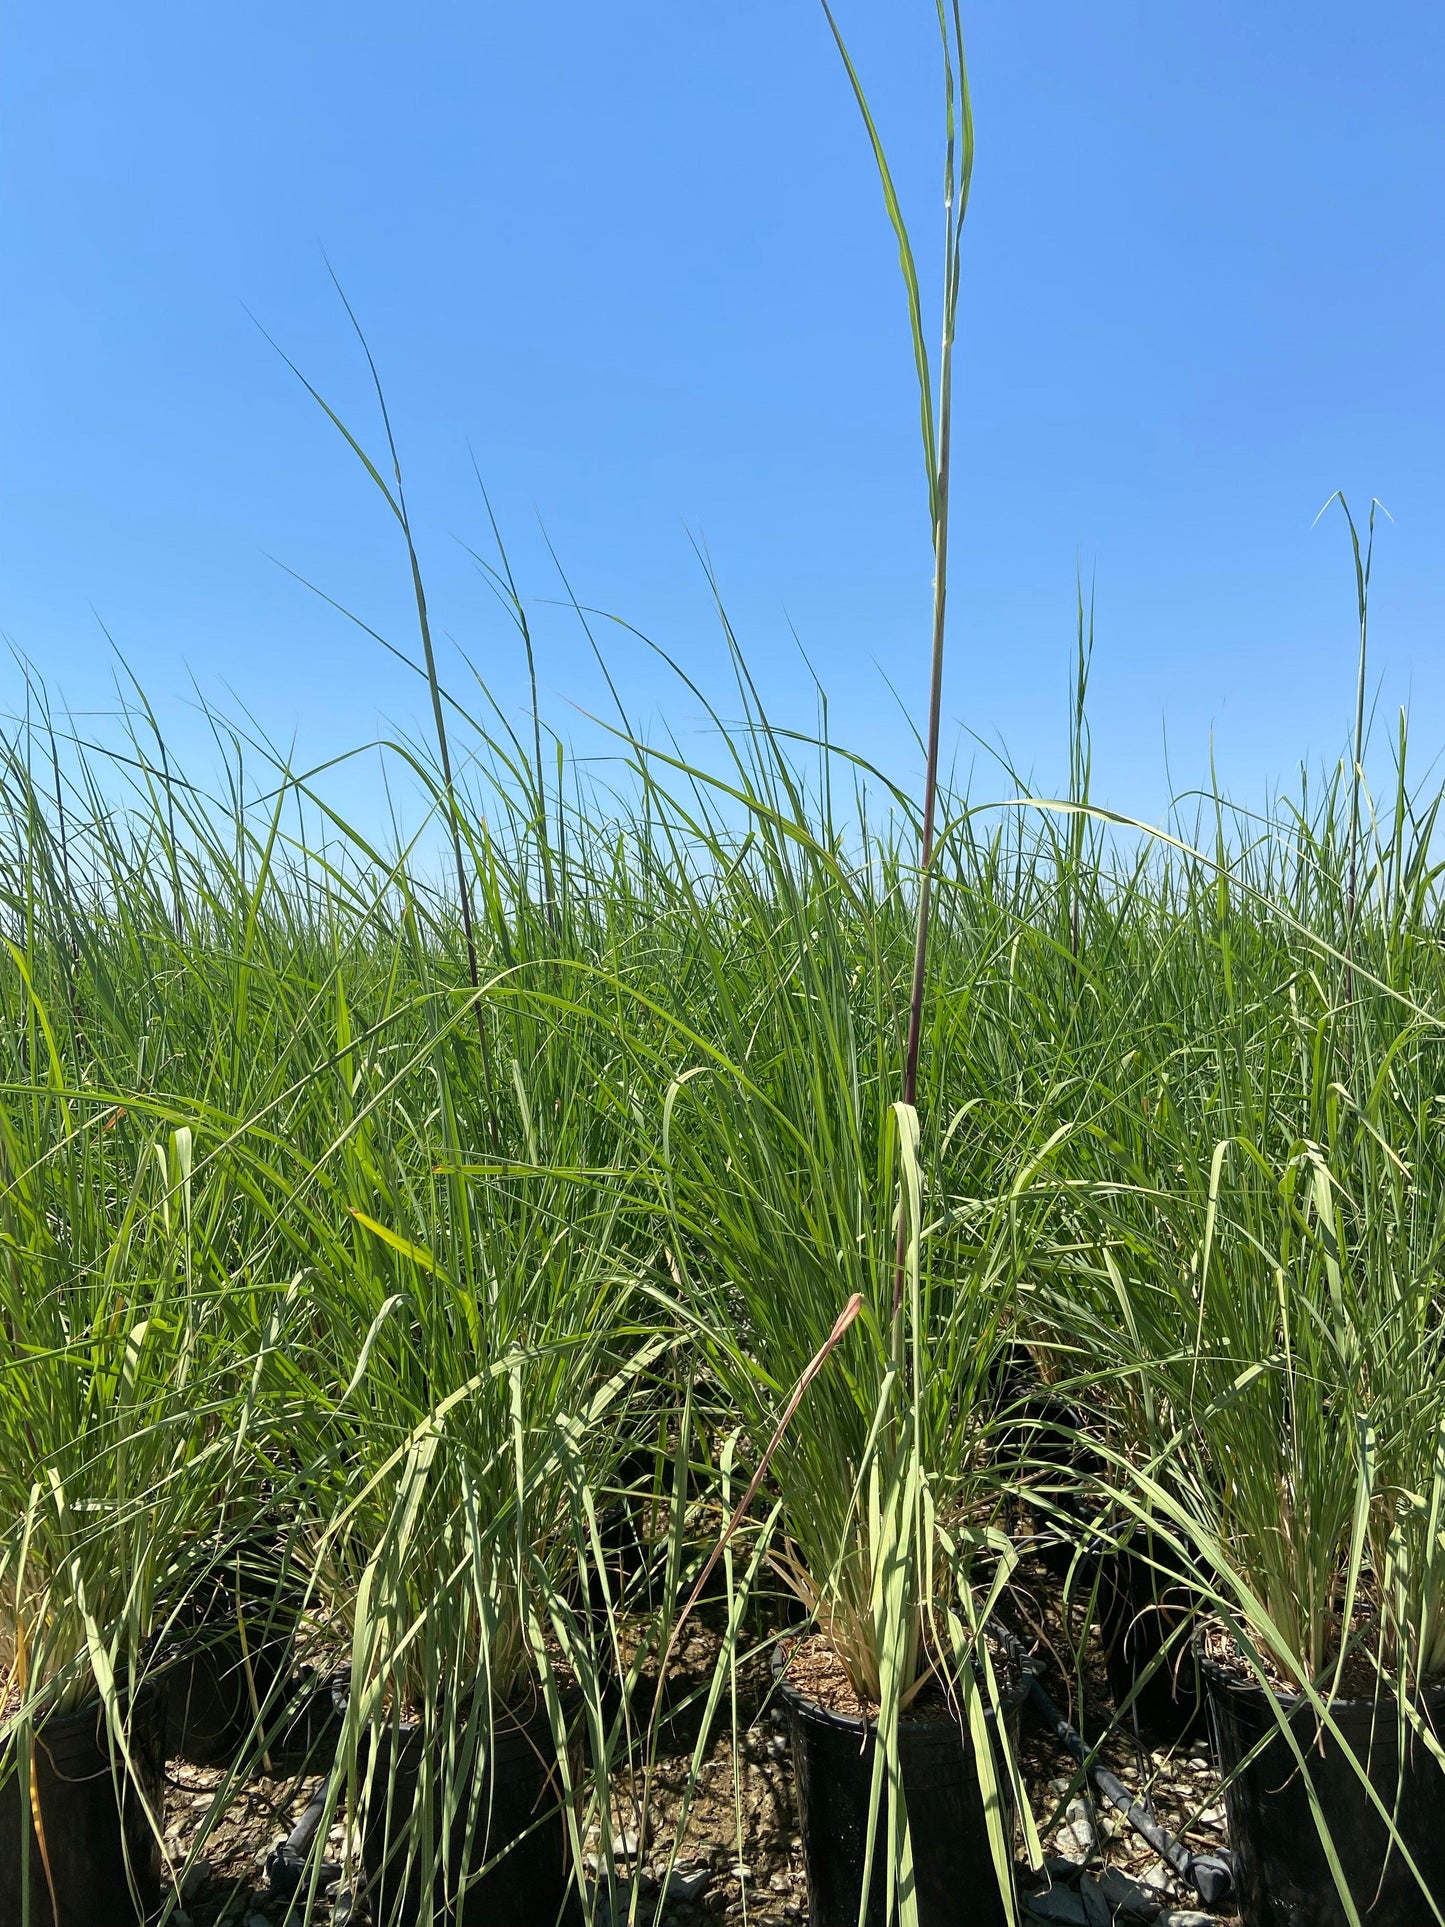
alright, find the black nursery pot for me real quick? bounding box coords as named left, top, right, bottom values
left=1094, top=1536, right=1204, bottom=1744
left=0, top=1679, right=168, bottom=1927
left=1204, top=1655, right=1445, bottom=1926
left=167, top=1635, right=343, bottom=1775
left=163, top=1549, right=309, bottom=1767
left=991, top=1357, right=1104, bottom=1581
left=165, top=1617, right=294, bottom=1768
left=772, top=1641, right=1025, bottom=1927
left=355, top=1694, right=571, bottom=1927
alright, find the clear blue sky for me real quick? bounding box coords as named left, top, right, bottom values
left=3, top=2, right=1443, bottom=832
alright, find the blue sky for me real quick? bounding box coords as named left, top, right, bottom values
left=3, top=1, right=1443, bottom=832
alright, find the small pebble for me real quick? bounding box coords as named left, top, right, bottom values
left=1059, top=1794, right=1098, bottom=1859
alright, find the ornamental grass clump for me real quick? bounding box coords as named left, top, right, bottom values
left=285, top=1078, right=666, bottom=1924
left=1062, top=1044, right=1445, bottom=1701
left=1030, top=611, right=1445, bottom=1701
left=593, top=11, right=1063, bottom=1916
left=0, top=1121, right=253, bottom=1717
left=0, top=1109, right=291, bottom=1924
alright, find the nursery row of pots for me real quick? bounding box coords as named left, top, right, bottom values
left=7, top=1529, right=1444, bottom=1927
left=0, top=1644, right=563, bottom=1927
left=785, top=1574, right=1445, bottom=1927
left=1089, top=1540, right=1445, bottom=1927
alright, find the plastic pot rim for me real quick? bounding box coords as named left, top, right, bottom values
left=1197, top=1644, right=1445, bottom=1719
left=334, top=1676, right=576, bottom=1741
left=770, top=1633, right=1029, bottom=1741
left=4, top=1673, right=167, bottom=1743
